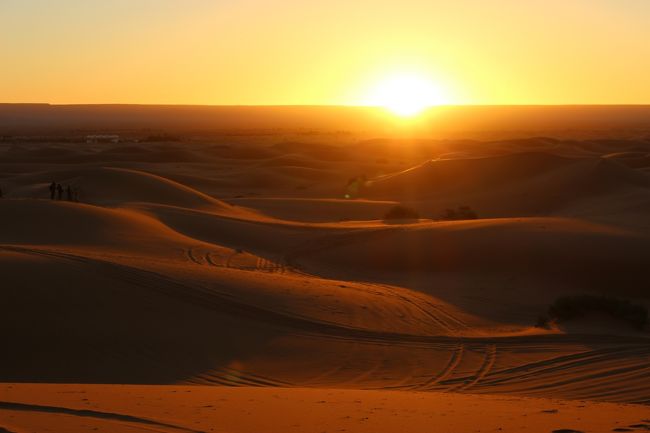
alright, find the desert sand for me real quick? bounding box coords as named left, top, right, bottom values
left=2, top=384, right=650, bottom=433
left=1, top=110, right=650, bottom=431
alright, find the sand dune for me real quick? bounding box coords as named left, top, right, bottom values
left=363, top=153, right=650, bottom=218
left=227, top=197, right=400, bottom=222
left=604, top=151, right=650, bottom=169
left=369, top=152, right=576, bottom=192
left=0, top=199, right=193, bottom=250
left=292, top=217, right=650, bottom=295
left=4, top=167, right=243, bottom=212
left=2, top=133, right=650, bottom=431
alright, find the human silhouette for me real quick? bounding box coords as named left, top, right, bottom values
left=56, top=184, right=63, bottom=200
left=0, top=186, right=3, bottom=198
left=49, top=181, right=56, bottom=200
left=66, top=185, right=73, bottom=201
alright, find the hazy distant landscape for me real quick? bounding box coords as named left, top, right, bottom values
left=4, top=104, right=650, bottom=138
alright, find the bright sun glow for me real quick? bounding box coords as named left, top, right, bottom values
left=366, top=73, right=447, bottom=117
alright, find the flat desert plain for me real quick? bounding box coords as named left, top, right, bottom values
left=1, top=131, right=650, bottom=432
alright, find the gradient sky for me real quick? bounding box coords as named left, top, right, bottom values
left=2, top=0, right=649, bottom=105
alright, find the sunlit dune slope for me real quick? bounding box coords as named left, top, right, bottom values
left=363, top=152, right=650, bottom=217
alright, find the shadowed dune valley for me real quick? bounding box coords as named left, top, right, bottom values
left=2, top=106, right=650, bottom=432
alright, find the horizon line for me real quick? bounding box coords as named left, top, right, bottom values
left=4, top=103, right=650, bottom=108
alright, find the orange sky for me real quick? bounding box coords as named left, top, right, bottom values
left=1, top=0, right=649, bottom=105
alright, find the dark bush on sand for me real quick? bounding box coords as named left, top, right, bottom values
left=539, top=295, right=648, bottom=330
left=383, top=205, right=420, bottom=221
left=535, top=315, right=551, bottom=329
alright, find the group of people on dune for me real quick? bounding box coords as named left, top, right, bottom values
left=49, top=181, right=80, bottom=202
left=0, top=182, right=80, bottom=201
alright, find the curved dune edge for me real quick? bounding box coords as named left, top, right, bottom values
left=4, top=166, right=253, bottom=215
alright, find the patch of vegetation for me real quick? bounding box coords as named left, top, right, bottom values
left=383, top=205, right=420, bottom=220
left=537, top=295, right=648, bottom=330
left=440, top=206, right=478, bottom=221
left=535, top=315, right=551, bottom=329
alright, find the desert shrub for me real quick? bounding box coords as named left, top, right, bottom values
left=547, top=295, right=648, bottom=330
left=535, top=315, right=551, bottom=329
left=441, top=206, right=478, bottom=221
left=383, top=205, right=420, bottom=220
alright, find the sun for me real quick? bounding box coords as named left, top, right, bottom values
left=366, top=73, right=446, bottom=117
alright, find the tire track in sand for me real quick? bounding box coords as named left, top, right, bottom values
left=448, top=344, right=497, bottom=392
left=188, top=246, right=286, bottom=274
left=415, top=343, right=465, bottom=391
left=0, top=245, right=468, bottom=347
left=185, top=247, right=202, bottom=265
